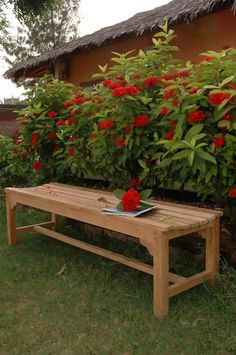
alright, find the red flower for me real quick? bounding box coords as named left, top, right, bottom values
left=89, top=133, right=98, bottom=139
left=133, top=73, right=141, bottom=79
left=31, top=132, right=39, bottom=147
left=67, top=150, right=76, bottom=157
left=56, top=120, right=66, bottom=126
left=74, top=94, right=85, bottom=105
left=142, top=77, right=162, bottom=88
left=47, top=111, right=58, bottom=118
left=122, top=188, right=141, bottom=211
left=133, top=115, right=150, bottom=127
left=164, top=89, right=176, bottom=100
left=188, top=110, right=206, bottom=124
left=63, top=100, right=75, bottom=108
left=33, top=161, right=42, bottom=171
left=47, top=132, right=57, bottom=139
left=228, top=188, right=236, bottom=198
left=125, top=85, right=139, bottom=96
left=124, top=125, right=132, bottom=133
left=168, top=119, right=176, bottom=128
left=67, top=117, right=77, bottom=125
left=213, top=136, right=225, bottom=148
left=98, top=119, right=114, bottom=130
left=103, top=80, right=120, bottom=89
left=161, top=107, right=169, bottom=116
left=162, top=74, right=175, bottom=80
left=131, top=179, right=142, bottom=187
left=189, top=87, right=200, bottom=95
left=172, top=99, right=181, bottom=107
left=175, top=70, right=190, bottom=78
left=115, top=138, right=126, bottom=147
left=166, top=131, right=175, bottom=140
left=20, top=153, right=28, bottom=159
left=69, top=135, right=77, bottom=141
left=201, top=56, right=214, bottom=62
left=209, top=93, right=231, bottom=106
left=222, top=112, right=233, bottom=121
left=112, top=86, right=126, bottom=97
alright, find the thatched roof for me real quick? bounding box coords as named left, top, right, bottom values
left=5, top=0, right=235, bottom=81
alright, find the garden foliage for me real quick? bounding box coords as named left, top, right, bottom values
left=9, top=24, right=236, bottom=221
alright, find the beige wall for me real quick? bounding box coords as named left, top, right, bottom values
left=66, top=8, right=236, bottom=87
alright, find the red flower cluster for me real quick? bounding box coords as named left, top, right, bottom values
left=47, top=132, right=57, bottom=139
left=31, top=132, right=39, bottom=147
left=102, top=80, right=120, bottom=89
left=33, top=161, right=42, bottom=171
left=164, top=89, right=177, bottom=100
left=98, top=119, right=114, bottom=130
left=89, top=133, right=98, bottom=139
left=67, top=150, right=76, bottom=157
left=189, top=87, right=200, bottom=95
left=213, top=136, right=225, bottom=148
left=112, top=85, right=139, bottom=97
left=209, top=93, right=231, bottom=106
left=115, top=138, right=126, bottom=147
left=63, top=94, right=85, bottom=108
left=188, top=110, right=206, bottom=124
left=141, top=77, right=162, bottom=88
left=122, top=188, right=141, bottom=211
left=56, top=120, right=66, bottom=126
left=133, top=115, right=150, bottom=127
left=223, top=112, right=233, bottom=121
left=166, top=131, right=175, bottom=140
left=67, top=117, right=77, bottom=125
left=201, top=56, right=213, bottom=62
left=161, top=107, right=169, bottom=116
left=131, top=179, right=142, bottom=187
left=228, top=188, right=236, bottom=198
left=168, top=119, right=176, bottom=128
left=47, top=111, right=58, bottom=118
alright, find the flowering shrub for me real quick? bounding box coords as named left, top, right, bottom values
left=13, top=24, right=236, bottom=221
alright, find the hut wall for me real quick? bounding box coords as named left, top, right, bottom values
left=68, top=8, right=236, bottom=86
left=0, top=105, right=22, bottom=136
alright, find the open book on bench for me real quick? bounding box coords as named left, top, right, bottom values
left=102, top=201, right=158, bottom=217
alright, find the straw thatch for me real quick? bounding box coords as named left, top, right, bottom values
left=5, top=0, right=235, bottom=80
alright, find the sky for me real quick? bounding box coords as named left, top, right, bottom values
left=0, top=0, right=170, bottom=102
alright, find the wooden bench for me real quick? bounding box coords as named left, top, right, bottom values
left=5, top=183, right=222, bottom=318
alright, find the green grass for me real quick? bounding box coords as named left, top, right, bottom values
left=0, top=201, right=236, bottom=355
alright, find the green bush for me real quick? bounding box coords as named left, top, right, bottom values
left=11, top=24, right=236, bottom=222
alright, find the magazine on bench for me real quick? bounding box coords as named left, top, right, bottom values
left=102, top=201, right=158, bottom=217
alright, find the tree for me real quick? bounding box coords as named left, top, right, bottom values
left=1, top=0, right=56, bottom=19
left=2, top=0, right=80, bottom=65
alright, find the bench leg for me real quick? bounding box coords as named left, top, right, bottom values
left=51, top=213, right=58, bottom=231
left=6, top=192, right=17, bottom=246
left=153, top=235, right=169, bottom=318
left=205, top=219, right=220, bottom=286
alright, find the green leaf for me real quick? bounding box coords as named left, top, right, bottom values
left=113, top=189, right=125, bottom=200
left=140, top=189, right=152, bottom=201
left=116, top=201, right=123, bottom=210
left=138, top=159, right=148, bottom=168
left=172, top=150, right=189, bottom=160
left=196, top=149, right=217, bottom=164
left=220, top=75, right=235, bottom=87
left=188, top=151, right=194, bottom=166
left=185, top=124, right=203, bottom=142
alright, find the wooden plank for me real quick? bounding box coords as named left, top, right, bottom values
left=33, top=226, right=183, bottom=284
left=49, top=183, right=222, bottom=216
left=33, top=225, right=154, bottom=275
left=16, top=221, right=54, bottom=235
left=168, top=271, right=212, bottom=297
left=153, top=235, right=169, bottom=318
left=7, top=189, right=182, bottom=233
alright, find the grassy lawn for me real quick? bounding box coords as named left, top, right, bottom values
left=0, top=201, right=236, bottom=355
